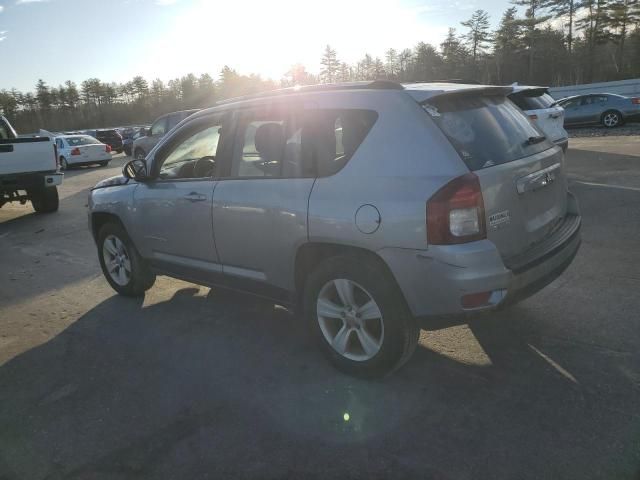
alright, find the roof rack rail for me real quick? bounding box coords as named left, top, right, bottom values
left=216, top=80, right=405, bottom=105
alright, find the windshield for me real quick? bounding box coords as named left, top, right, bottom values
left=64, top=136, right=100, bottom=146
left=424, top=95, right=552, bottom=170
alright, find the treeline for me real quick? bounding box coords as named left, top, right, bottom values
left=1, top=0, right=639, bottom=132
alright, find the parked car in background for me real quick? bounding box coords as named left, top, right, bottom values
left=84, top=129, right=124, bottom=153
left=89, top=81, right=581, bottom=377
left=121, top=127, right=148, bottom=157
left=132, top=110, right=199, bottom=160
left=509, top=85, right=569, bottom=151
left=556, top=93, right=640, bottom=128
left=0, top=115, right=62, bottom=213
left=55, top=135, right=112, bottom=169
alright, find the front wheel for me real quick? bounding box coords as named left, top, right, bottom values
left=30, top=186, right=59, bottom=213
left=601, top=110, right=622, bottom=128
left=303, top=256, right=419, bottom=378
left=98, top=222, right=155, bottom=296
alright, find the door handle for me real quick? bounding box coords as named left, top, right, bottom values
left=183, top=192, right=207, bottom=202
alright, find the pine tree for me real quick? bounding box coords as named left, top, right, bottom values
left=511, top=0, right=551, bottom=82
left=461, top=10, right=492, bottom=61
left=320, top=45, right=340, bottom=83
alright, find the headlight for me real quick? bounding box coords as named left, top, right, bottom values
left=92, top=175, right=128, bottom=190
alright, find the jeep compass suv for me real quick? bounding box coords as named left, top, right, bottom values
left=89, top=81, right=581, bottom=377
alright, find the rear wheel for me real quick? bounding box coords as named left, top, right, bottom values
left=116, top=149, right=123, bottom=154
left=30, top=186, right=59, bottom=213
left=99, top=161, right=109, bottom=167
left=98, top=222, right=155, bottom=296
left=60, top=157, right=68, bottom=170
left=601, top=110, right=622, bottom=128
left=303, top=256, right=419, bottom=378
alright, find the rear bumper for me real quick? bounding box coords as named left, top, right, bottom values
left=1, top=171, right=62, bottom=192
left=379, top=193, right=581, bottom=318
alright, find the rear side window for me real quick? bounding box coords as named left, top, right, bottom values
left=425, top=95, right=552, bottom=171
left=303, top=109, right=378, bottom=177
left=509, top=91, right=555, bottom=110
left=65, top=136, right=100, bottom=146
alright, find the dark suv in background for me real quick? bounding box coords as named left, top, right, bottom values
left=85, top=129, right=124, bottom=153
left=132, top=109, right=199, bottom=160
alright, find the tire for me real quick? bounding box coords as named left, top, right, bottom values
left=134, top=148, right=146, bottom=161
left=60, top=157, right=68, bottom=170
left=99, top=161, right=109, bottom=167
left=97, top=222, right=156, bottom=297
left=124, top=146, right=132, bottom=157
left=303, top=255, right=419, bottom=378
left=601, top=110, right=622, bottom=128
left=30, top=186, right=59, bottom=213
left=116, top=149, right=123, bottom=154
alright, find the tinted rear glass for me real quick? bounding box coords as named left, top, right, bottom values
left=424, top=95, right=552, bottom=171
left=65, top=136, right=100, bottom=146
left=509, top=91, right=555, bottom=110
left=96, top=130, right=120, bottom=139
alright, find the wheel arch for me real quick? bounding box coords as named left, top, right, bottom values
left=294, top=242, right=407, bottom=305
left=91, top=212, right=127, bottom=244
left=601, top=109, right=624, bottom=126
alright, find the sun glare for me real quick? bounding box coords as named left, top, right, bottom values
left=137, top=0, right=447, bottom=81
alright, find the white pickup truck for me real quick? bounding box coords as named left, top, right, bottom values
left=0, top=115, right=63, bottom=213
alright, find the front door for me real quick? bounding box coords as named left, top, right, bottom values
left=211, top=103, right=315, bottom=294
left=131, top=114, right=229, bottom=280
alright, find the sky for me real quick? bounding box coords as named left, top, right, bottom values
left=0, top=0, right=513, bottom=92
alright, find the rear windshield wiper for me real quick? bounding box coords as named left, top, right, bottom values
left=524, top=135, right=546, bottom=146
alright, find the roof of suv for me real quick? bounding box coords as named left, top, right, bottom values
left=214, top=80, right=514, bottom=107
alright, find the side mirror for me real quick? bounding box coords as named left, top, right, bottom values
left=123, top=159, right=149, bottom=181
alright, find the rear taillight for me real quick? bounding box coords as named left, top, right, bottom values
left=105, top=144, right=112, bottom=153
left=71, top=147, right=81, bottom=156
left=632, top=98, right=640, bottom=105
left=427, top=173, right=486, bottom=245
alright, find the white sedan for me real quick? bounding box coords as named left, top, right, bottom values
left=54, top=135, right=112, bottom=170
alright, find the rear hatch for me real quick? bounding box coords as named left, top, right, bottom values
left=423, top=93, right=568, bottom=261
left=78, top=144, right=109, bottom=161
left=509, top=88, right=567, bottom=143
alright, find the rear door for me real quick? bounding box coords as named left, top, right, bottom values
left=425, top=94, right=568, bottom=261
left=211, top=101, right=314, bottom=293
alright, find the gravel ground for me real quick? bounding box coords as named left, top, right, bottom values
left=568, top=121, right=640, bottom=137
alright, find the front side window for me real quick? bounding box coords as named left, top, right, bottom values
left=158, top=123, right=222, bottom=180
left=425, top=95, right=552, bottom=171
left=151, top=118, right=167, bottom=136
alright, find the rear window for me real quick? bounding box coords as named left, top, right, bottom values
left=65, top=136, right=99, bottom=146
left=96, top=130, right=120, bottom=139
left=509, top=91, right=555, bottom=110
left=424, top=95, right=552, bottom=171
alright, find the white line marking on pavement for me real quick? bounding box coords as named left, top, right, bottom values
left=572, top=180, right=640, bottom=192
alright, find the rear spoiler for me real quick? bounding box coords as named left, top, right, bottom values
left=409, top=86, right=514, bottom=104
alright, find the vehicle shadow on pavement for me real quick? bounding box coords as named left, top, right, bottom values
left=1, top=287, right=638, bottom=480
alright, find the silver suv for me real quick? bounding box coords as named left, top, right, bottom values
left=89, top=81, right=581, bottom=377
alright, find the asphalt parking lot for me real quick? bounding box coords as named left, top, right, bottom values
left=1, top=138, right=639, bottom=480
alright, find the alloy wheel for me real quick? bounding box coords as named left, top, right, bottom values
left=603, top=112, right=619, bottom=127
left=316, top=279, right=384, bottom=361
left=102, top=234, right=132, bottom=286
